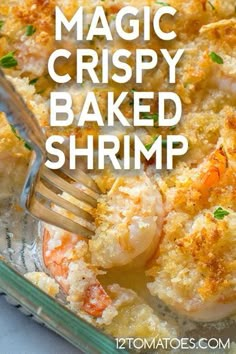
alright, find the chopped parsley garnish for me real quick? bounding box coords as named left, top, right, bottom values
left=0, top=20, right=4, bottom=30
left=145, top=143, right=153, bottom=151
left=10, top=125, right=19, bottom=138
left=208, top=1, right=215, bottom=10
left=0, top=52, right=18, bottom=68
left=29, top=78, right=39, bottom=85
left=145, top=136, right=181, bottom=150
left=162, top=139, right=180, bottom=148
left=213, top=207, right=229, bottom=220
left=26, top=25, right=36, bottom=36
left=142, top=112, right=159, bottom=123
left=209, top=52, right=224, bottom=64
left=10, top=125, right=32, bottom=151
left=145, top=136, right=158, bottom=151
left=169, top=125, right=176, bottom=131
left=156, top=1, right=169, bottom=5
left=129, top=89, right=136, bottom=105
left=24, top=142, right=32, bottom=150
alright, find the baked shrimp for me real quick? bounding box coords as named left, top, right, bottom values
left=1, top=0, right=236, bottom=341
left=90, top=170, right=164, bottom=269
left=43, top=226, right=113, bottom=319
left=43, top=223, right=177, bottom=336
left=147, top=141, right=236, bottom=322
left=42, top=168, right=165, bottom=325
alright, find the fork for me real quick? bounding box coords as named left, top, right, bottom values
left=0, top=69, right=100, bottom=238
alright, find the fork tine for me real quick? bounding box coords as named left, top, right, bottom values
left=62, top=161, right=101, bottom=194
left=0, top=72, right=99, bottom=237
left=41, top=166, right=97, bottom=208
left=35, top=180, right=94, bottom=222
left=47, top=152, right=101, bottom=194
left=29, top=199, right=94, bottom=238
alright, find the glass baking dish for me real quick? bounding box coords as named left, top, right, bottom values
left=0, top=163, right=127, bottom=354
left=1, top=163, right=236, bottom=354
left=0, top=259, right=124, bottom=354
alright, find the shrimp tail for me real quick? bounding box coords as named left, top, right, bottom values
left=82, top=282, right=112, bottom=317
left=200, top=147, right=227, bottom=190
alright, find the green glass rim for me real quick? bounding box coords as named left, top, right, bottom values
left=0, top=258, right=129, bottom=354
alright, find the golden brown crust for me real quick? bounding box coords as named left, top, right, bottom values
left=0, top=0, right=235, bottom=326
left=13, top=0, right=55, bottom=32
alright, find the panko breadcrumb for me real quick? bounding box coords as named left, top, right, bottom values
left=90, top=171, right=164, bottom=268
left=0, top=0, right=235, bottom=341
left=25, top=272, right=59, bottom=297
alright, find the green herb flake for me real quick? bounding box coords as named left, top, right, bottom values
left=24, top=142, right=32, bottom=151
left=169, top=125, right=176, bottom=131
left=213, top=207, right=230, bottom=220
left=0, top=52, right=18, bottom=68
left=145, top=137, right=181, bottom=150
left=0, top=20, right=4, bottom=30
left=208, top=1, right=215, bottom=10
left=162, top=140, right=181, bottom=148
left=142, top=112, right=159, bottom=123
left=26, top=25, right=36, bottom=36
left=29, top=78, right=38, bottom=85
left=10, top=125, right=32, bottom=151
left=145, top=142, right=154, bottom=151
left=209, top=52, right=224, bottom=64
left=156, top=1, right=169, bottom=5
left=129, top=89, right=136, bottom=106
left=145, top=136, right=157, bottom=151
left=10, top=125, right=19, bottom=139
